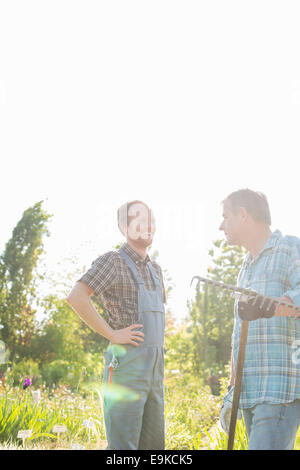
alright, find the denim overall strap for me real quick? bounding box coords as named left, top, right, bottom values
left=119, top=248, right=165, bottom=315
left=118, top=247, right=145, bottom=287
left=147, top=261, right=163, bottom=298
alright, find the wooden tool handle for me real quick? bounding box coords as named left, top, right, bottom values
left=227, top=320, right=249, bottom=450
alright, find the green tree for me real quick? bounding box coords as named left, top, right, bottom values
left=188, top=239, right=245, bottom=381
left=164, top=313, right=194, bottom=384
left=0, top=201, right=52, bottom=361
left=30, top=294, right=87, bottom=364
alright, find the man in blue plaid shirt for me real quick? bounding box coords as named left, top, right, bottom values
left=219, top=188, right=300, bottom=450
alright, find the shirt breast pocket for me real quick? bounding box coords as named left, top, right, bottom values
left=251, top=268, right=290, bottom=294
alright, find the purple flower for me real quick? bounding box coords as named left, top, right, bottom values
left=23, top=377, right=32, bottom=390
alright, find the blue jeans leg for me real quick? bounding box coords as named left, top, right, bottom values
left=243, top=400, right=300, bottom=450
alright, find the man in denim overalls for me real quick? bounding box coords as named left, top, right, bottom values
left=67, top=200, right=166, bottom=450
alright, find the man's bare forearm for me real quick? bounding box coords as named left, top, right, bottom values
left=66, top=295, right=114, bottom=342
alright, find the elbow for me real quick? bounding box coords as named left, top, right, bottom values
left=66, top=294, right=75, bottom=305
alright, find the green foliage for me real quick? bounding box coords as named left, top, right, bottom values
left=0, top=200, right=109, bottom=390
left=1, top=205, right=269, bottom=450
left=6, top=358, right=41, bottom=387
left=31, top=295, right=87, bottom=364
left=203, top=418, right=249, bottom=450
left=40, top=355, right=103, bottom=391
left=78, top=295, right=109, bottom=356
left=187, top=239, right=245, bottom=384
left=0, top=201, right=52, bottom=361
left=0, top=385, right=106, bottom=448
left=1, top=374, right=300, bottom=450
left=41, top=360, right=79, bottom=388
left=165, top=321, right=194, bottom=379
left=165, top=377, right=221, bottom=449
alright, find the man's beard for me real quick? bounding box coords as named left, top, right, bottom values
left=129, top=234, right=153, bottom=248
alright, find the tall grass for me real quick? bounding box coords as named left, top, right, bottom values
left=1, top=379, right=300, bottom=450
left=0, top=385, right=106, bottom=449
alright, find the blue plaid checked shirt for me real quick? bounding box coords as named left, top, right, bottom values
left=233, top=229, right=300, bottom=409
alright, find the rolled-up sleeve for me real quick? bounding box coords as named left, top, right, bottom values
left=77, top=252, right=117, bottom=297
left=283, top=243, right=300, bottom=307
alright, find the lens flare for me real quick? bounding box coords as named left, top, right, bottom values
left=107, top=344, right=127, bottom=357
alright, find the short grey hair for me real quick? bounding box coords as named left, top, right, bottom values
left=223, top=188, right=271, bottom=225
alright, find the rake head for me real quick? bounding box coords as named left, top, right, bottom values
left=190, top=275, right=300, bottom=318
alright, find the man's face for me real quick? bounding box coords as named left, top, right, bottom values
left=219, top=200, right=243, bottom=245
left=127, top=202, right=156, bottom=248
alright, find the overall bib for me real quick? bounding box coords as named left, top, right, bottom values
left=103, top=248, right=165, bottom=450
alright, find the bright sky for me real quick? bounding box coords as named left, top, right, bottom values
left=1, top=1, right=300, bottom=323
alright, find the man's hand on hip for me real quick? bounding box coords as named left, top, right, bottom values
left=110, top=324, right=145, bottom=346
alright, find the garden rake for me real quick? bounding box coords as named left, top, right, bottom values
left=190, top=275, right=300, bottom=450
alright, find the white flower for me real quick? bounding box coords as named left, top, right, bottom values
left=83, top=419, right=95, bottom=430
left=32, top=390, right=41, bottom=405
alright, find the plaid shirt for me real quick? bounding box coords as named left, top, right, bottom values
left=77, top=243, right=166, bottom=330
left=233, top=230, right=300, bottom=409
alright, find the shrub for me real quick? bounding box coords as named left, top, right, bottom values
left=41, top=360, right=76, bottom=388
left=6, top=359, right=41, bottom=388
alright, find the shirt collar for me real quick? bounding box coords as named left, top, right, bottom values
left=121, top=242, right=151, bottom=265
left=244, top=229, right=282, bottom=265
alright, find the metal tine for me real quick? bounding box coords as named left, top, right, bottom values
left=246, top=292, right=259, bottom=306
left=259, top=296, right=267, bottom=309
left=288, top=307, right=296, bottom=317
left=277, top=299, right=294, bottom=316
left=192, top=276, right=253, bottom=301
left=193, top=276, right=214, bottom=295
left=253, top=293, right=261, bottom=306
left=192, top=277, right=219, bottom=301
left=289, top=307, right=300, bottom=318
left=193, top=275, right=230, bottom=294
left=232, top=293, right=248, bottom=302
left=266, top=298, right=275, bottom=311
left=191, top=276, right=212, bottom=291
left=191, top=275, right=300, bottom=316
left=190, top=276, right=203, bottom=289
left=277, top=299, right=291, bottom=317
left=190, top=276, right=200, bottom=290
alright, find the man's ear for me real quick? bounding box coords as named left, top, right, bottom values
left=239, top=206, right=248, bottom=222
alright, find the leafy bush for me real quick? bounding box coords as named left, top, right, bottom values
left=6, top=359, right=41, bottom=387
left=41, top=360, right=79, bottom=388
left=40, top=357, right=103, bottom=391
